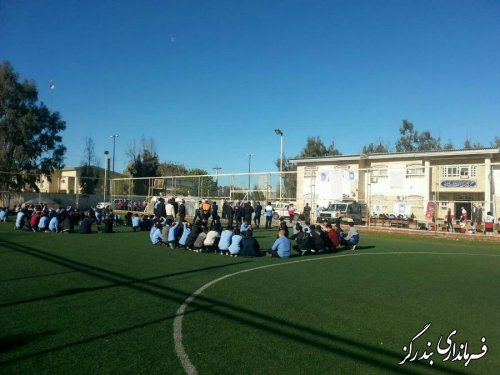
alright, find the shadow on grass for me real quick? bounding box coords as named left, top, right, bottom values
left=0, top=331, right=56, bottom=354
left=0, top=240, right=466, bottom=375
left=0, top=270, right=78, bottom=284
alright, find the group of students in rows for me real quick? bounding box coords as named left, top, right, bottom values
left=149, top=213, right=360, bottom=258
left=11, top=205, right=115, bottom=234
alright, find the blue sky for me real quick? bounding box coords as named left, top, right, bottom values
left=1, top=0, right=499, bottom=174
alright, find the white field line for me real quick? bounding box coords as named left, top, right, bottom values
left=173, top=251, right=500, bottom=375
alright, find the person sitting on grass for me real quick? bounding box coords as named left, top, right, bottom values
left=240, top=220, right=252, bottom=235
left=38, top=212, right=49, bottom=232
left=228, top=228, right=243, bottom=257
left=204, top=228, right=220, bottom=253
left=79, top=213, right=93, bottom=234
left=291, top=224, right=311, bottom=256
left=278, top=217, right=289, bottom=238
left=339, top=219, right=359, bottom=250
left=132, top=213, right=142, bottom=232
left=151, top=223, right=167, bottom=245
left=178, top=222, right=191, bottom=248
left=268, top=229, right=291, bottom=258
left=185, top=223, right=201, bottom=250
left=326, top=223, right=340, bottom=250
left=167, top=220, right=181, bottom=248
left=310, top=225, right=326, bottom=253
left=48, top=214, right=58, bottom=233
left=193, top=227, right=208, bottom=253
left=0, top=207, right=8, bottom=222
left=240, top=230, right=261, bottom=257
left=101, top=213, right=113, bottom=233
left=218, top=226, right=234, bottom=255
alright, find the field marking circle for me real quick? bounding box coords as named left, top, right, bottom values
left=173, top=251, right=500, bottom=374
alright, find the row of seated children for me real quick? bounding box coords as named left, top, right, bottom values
left=150, top=218, right=261, bottom=257
left=290, top=220, right=360, bottom=255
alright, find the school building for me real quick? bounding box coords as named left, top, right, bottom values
left=291, top=147, right=500, bottom=221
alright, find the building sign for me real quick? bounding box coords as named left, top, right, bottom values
left=440, top=180, right=477, bottom=188
left=425, top=202, right=436, bottom=221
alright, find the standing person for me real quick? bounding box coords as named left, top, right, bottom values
left=268, top=229, right=291, bottom=258
left=477, top=204, right=483, bottom=225
left=287, top=204, right=295, bottom=223
left=461, top=207, right=467, bottom=222
left=446, top=208, right=453, bottom=232
left=172, top=198, right=179, bottom=218
left=178, top=199, right=186, bottom=223
left=210, top=200, right=218, bottom=223
left=315, top=205, right=321, bottom=222
left=235, top=202, right=243, bottom=225
left=192, top=200, right=202, bottom=223
left=484, top=212, right=494, bottom=236
left=202, top=199, right=211, bottom=220
left=253, top=201, right=262, bottom=228
left=165, top=199, right=175, bottom=220
left=303, top=203, right=311, bottom=224
left=265, top=202, right=273, bottom=229
left=226, top=202, right=234, bottom=229
left=243, top=202, right=254, bottom=224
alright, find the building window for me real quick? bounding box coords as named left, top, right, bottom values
left=406, top=164, right=424, bottom=178
left=442, top=165, right=477, bottom=179
left=371, top=165, right=388, bottom=178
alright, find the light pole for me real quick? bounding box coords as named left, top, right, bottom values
left=213, top=166, right=222, bottom=196
left=104, top=151, right=109, bottom=201
left=110, top=134, right=119, bottom=197
left=247, top=153, right=255, bottom=194
left=274, top=129, right=283, bottom=201
left=110, top=134, right=119, bottom=176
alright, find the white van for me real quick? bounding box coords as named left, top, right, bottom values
left=317, top=201, right=368, bottom=224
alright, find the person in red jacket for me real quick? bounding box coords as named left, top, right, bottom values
left=326, top=223, right=340, bottom=249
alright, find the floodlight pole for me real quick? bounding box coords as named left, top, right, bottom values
left=247, top=154, right=255, bottom=197
left=104, top=151, right=109, bottom=201
left=274, top=129, right=283, bottom=201
left=110, top=134, right=119, bottom=197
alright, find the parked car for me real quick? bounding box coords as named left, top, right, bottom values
left=271, top=202, right=302, bottom=220
left=317, top=201, right=368, bottom=224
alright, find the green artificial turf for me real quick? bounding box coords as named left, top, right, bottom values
left=0, top=220, right=499, bottom=374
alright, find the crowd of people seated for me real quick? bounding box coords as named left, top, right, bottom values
left=7, top=204, right=119, bottom=234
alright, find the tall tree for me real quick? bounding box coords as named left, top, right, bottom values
left=124, top=137, right=160, bottom=195
left=463, top=139, right=484, bottom=149
left=395, top=120, right=441, bottom=152
left=0, top=61, right=66, bottom=191
left=275, top=155, right=297, bottom=199
left=491, top=136, right=500, bottom=148
left=158, top=162, right=188, bottom=176
left=300, top=136, right=342, bottom=157
left=362, top=142, right=390, bottom=154
left=187, top=168, right=217, bottom=197
left=79, top=137, right=100, bottom=195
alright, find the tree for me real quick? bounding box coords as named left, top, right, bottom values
left=491, top=136, right=500, bottom=148
left=124, top=137, right=160, bottom=195
left=187, top=168, right=218, bottom=197
left=158, top=161, right=188, bottom=176
left=299, top=136, right=342, bottom=157
left=362, top=142, right=390, bottom=154
left=395, top=120, right=441, bottom=152
left=443, top=140, right=454, bottom=150
left=463, top=139, right=484, bottom=149
left=0, top=61, right=66, bottom=191
left=275, top=155, right=297, bottom=199
left=79, top=137, right=100, bottom=194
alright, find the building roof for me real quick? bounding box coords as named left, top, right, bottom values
left=290, top=147, right=500, bottom=164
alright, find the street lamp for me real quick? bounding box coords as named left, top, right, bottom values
left=110, top=135, right=119, bottom=176
left=104, top=151, right=109, bottom=201
left=247, top=153, right=255, bottom=193
left=274, top=129, right=283, bottom=201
